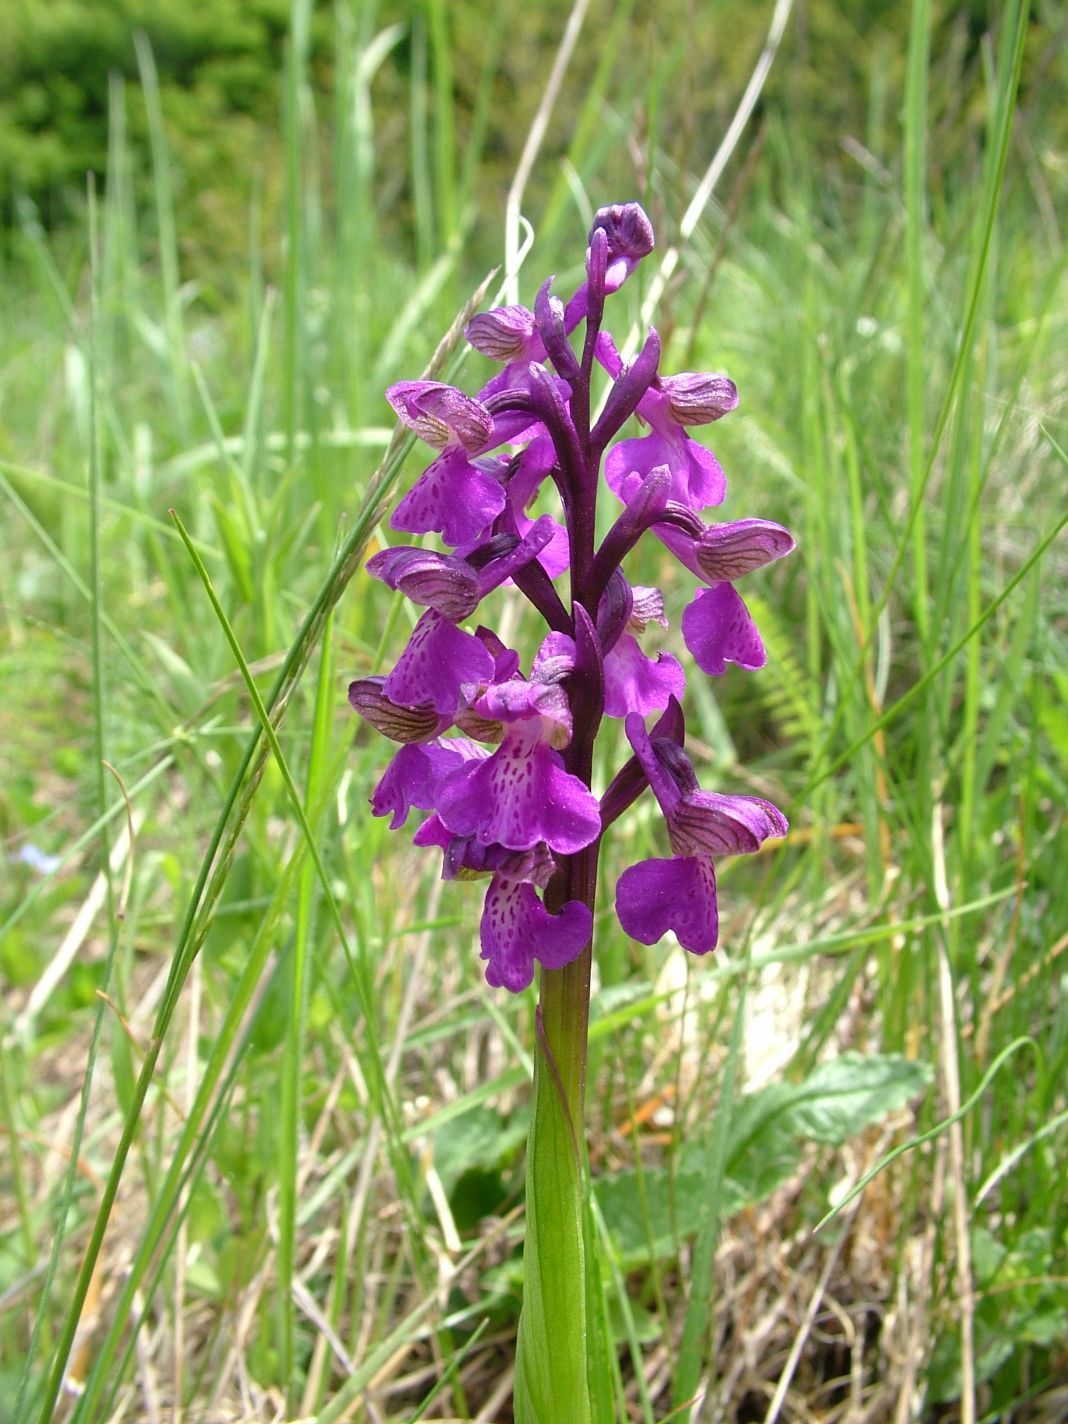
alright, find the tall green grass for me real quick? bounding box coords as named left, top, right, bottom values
left=2, top=0, right=1066, bottom=1418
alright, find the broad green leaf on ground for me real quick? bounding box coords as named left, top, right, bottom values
left=598, top=1053, right=932, bottom=1269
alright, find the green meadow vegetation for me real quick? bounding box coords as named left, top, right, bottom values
left=2, top=0, right=1066, bottom=1418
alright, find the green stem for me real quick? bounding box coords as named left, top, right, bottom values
left=514, top=843, right=600, bottom=1424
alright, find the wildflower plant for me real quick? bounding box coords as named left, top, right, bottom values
left=349, top=203, right=793, bottom=1420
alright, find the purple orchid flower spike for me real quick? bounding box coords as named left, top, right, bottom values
left=350, top=201, right=793, bottom=993
left=351, top=201, right=795, bottom=1424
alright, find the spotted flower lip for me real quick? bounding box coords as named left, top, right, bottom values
left=616, top=854, right=720, bottom=955
left=351, top=201, right=792, bottom=989
left=435, top=718, right=601, bottom=854
left=383, top=610, right=496, bottom=715
left=605, top=421, right=727, bottom=512
left=480, top=879, right=592, bottom=992
left=390, top=448, right=508, bottom=547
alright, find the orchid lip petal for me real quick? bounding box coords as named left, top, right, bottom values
left=681, top=584, right=767, bottom=676
left=384, top=610, right=496, bottom=715
left=480, top=877, right=591, bottom=992
left=603, top=636, right=685, bottom=718
left=435, top=724, right=600, bottom=854
left=615, top=855, right=719, bottom=955
left=390, top=448, right=506, bottom=547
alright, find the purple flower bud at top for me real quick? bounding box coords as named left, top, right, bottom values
left=465, top=305, right=540, bottom=361
left=589, top=202, right=655, bottom=290
left=658, top=372, right=739, bottom=426
left=386, top=380, right=493, bottom=453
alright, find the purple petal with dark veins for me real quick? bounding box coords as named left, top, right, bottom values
left=465, top=305, right=540, bottom=361
left=667, top=791, right=789, bottom=858
left=347, top=677, right=451, bottom=743
left=658, top=372, right=739, bottom=425
left=480, top=878, right=592, bottom=991
left=680, top=584, right=766, bottom=676
left=366, top=546, right=481, bottom=620
left=694, top=520, right=795, bottom=583
left=615, top=855, right=719, bottom=955
left=386, top=380, right=493, bottom=453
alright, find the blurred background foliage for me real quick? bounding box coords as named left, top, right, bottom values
left=2, top=0, right=1065, bottom=272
